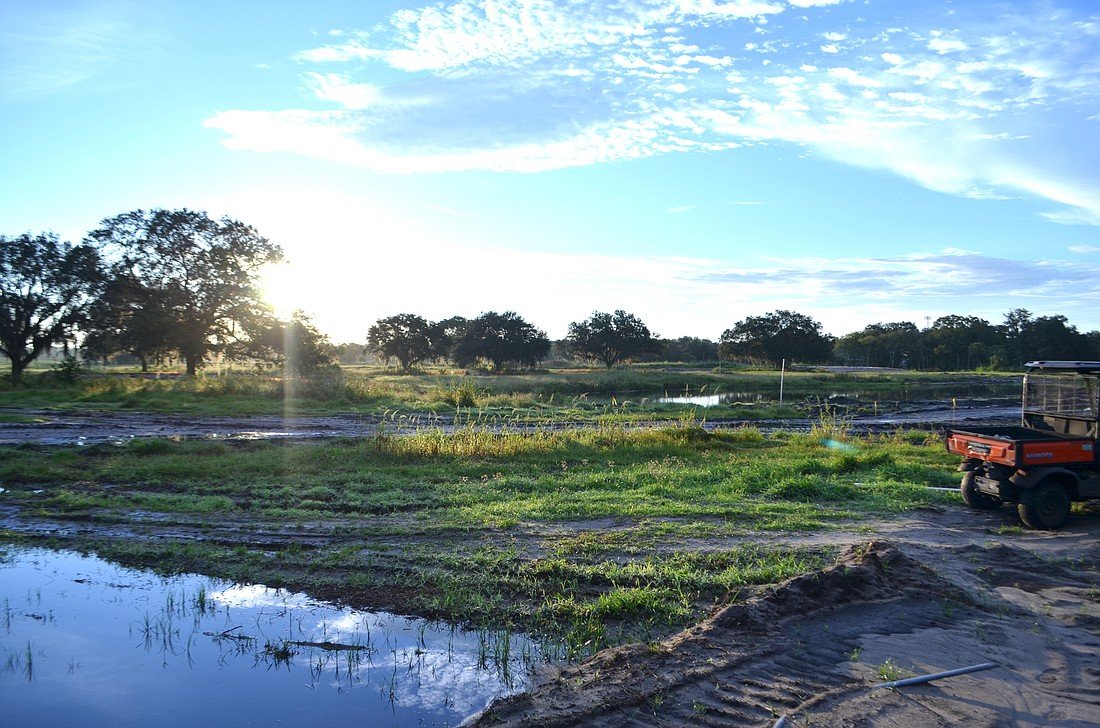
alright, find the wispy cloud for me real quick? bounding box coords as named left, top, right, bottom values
left=667, top=204, right=696, bottom=213
left=1069, top=244, right=1100, bottom=254
left=205, top=0, right=1100, bottom=224
left=698, top=249, right=1100, bottom=301
left=0, top=2, right=155, bottom=96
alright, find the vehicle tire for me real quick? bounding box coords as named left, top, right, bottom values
left=960, top=472, right=1000, bottom=510
left=1017, top=482, right=1072, bottom=530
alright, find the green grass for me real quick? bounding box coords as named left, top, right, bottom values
left=1, top=424, right=961, bottom=654
left=0, top=426, right=957, bottom=525
left=0, top=362, right=1018, bottom=419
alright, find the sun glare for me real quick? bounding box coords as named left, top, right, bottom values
left=259, top=263, right=299, bottom=320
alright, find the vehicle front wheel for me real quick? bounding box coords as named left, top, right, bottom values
left=960, top=471, right=1000, bottom=510
left=1017, top=482, right=1071, bottom=530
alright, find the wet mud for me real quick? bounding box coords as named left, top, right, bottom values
left=0, top=399, right=1020, bottom=445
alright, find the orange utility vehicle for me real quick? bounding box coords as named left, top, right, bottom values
left=945, top=360, right=1100, bottom=529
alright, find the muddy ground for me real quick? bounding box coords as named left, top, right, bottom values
left=2, top=499, right=1097, bottom=727
left=468, top=508, right=1100, bottom=727
left=0, top=398, right=1020, bottom=445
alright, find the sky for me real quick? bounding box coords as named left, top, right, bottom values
left=2, top=0, right=1099, bottom=343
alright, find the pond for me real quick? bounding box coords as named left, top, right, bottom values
left=0, top=545, right=538, bottom=727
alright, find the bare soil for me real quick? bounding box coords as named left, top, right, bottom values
left=467, top=507, right=1100, bottom=727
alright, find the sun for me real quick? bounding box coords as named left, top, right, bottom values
left=258, top=263, right=300, bottom=320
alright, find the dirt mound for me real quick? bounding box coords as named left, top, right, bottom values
left=468, top=541, right=955, bottom=726
left=468, top=538, right=1099, bottom=727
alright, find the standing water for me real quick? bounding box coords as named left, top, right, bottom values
left=0, top=545, right=537, bottom=727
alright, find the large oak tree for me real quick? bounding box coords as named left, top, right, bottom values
left=719, top=310, right=833, bottom=366
left=451, top=311, right=550, bottom=371
left=566, top=310, right=661, bottom=368
left=367, top=313, right=434, bottom=372
left=0, top=233, right=102, bottom=379
left=89, top=209, right=282, bottom=375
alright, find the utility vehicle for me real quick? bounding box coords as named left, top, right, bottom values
left=945, top=361, right=1100, bottom=529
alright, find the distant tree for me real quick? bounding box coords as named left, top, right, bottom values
left=367, top=314, right=433, bottom=372
left=88, top=209, right=282, bottom=375
left=833, top=322, right=920, bottom=368
left=426, top=315, right=469, bottom=363
left=719, top=310, right=833, bottom=366
left=926, top=315, right=999, bottom=370
left=0, top=233, right=102, bottom=380
left=1086, top=330, right=1100, bottom=360
left=451, top=311, right=550, bottom=371
left=999, top=308, right=1033, bottom=368
left=238, top=310, right=337, bottom=375
left=661, top=336, right=719, bottom=362
left=1023, top=315, right=1093, bottom=362
left=566, top=310, right=661, bottom=368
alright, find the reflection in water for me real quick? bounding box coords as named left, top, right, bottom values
left=658, top=383, right=1019, bottom=408
left=0, top=545, right=538, bottom=727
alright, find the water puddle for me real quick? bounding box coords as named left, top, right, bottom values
left=0, top=545, right=537, bottom=726
left=659, top=383, right=1019, bottom=407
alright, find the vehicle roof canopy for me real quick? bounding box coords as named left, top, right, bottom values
left=1025, top=360, right=1100, bottom=374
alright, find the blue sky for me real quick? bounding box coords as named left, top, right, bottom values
left=2, top=0, right=1099, bottom=342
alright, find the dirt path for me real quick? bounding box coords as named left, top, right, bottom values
left=468, top=507, right=1100, bottom=727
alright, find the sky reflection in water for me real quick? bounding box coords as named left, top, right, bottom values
left=0, top=545, right=536, bottom=727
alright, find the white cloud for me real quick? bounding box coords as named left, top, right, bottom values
left=208, top=0, right=1100, bottom=226
left=303, top=72, right=381, bottom=109
left=788, top=0, right=849, bottom=7
left=928, top=34, right=968, bottom=54
left=1069, top=244, right=1100, bottom=254
left=827, top=66, right=881, bottom=88
left=679, top=0, right=786, bottom=19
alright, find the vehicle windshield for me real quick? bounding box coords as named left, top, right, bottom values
left=1024, top=374, right=1099, bottom=419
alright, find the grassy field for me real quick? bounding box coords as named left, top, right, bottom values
left=0, top=361, right=1015, bottom=420
left=0, top=421, right=962, bottom=656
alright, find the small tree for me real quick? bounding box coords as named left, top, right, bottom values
left=367, top=314, right=433, bottom=372
left=719, top=310, right=833, bottom=366
left=88, top=209, right=282, bottom=375
left=566, top=310, right=661, bottom=368
left=0, top=233, right=102, bottom=380
left=451, top=311, right=550, bottom=371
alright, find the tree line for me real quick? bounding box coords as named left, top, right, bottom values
left=4, top=211, right=1099, bottom=379
left=365, top=307, right=1100, bottom=372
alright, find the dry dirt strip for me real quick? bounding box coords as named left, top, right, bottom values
left=467, top=524, right=1100, bottom=727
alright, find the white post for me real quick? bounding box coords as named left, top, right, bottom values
left=780, top=358, right=786, bottom=405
